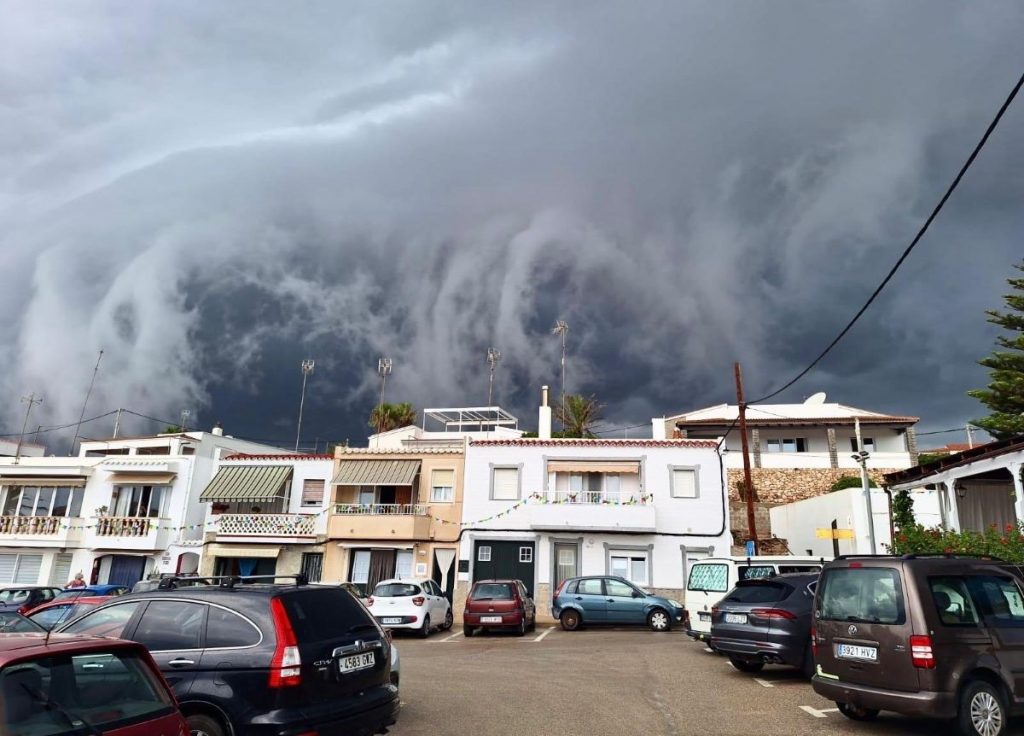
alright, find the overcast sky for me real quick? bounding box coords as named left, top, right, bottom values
left=2, top=2, right=1022, bottom=450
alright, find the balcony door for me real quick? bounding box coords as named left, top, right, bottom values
left=554, top=542, right=579, bottom=590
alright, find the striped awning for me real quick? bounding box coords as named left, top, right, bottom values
left=199, top=465, right=292, bottom=502
left=546, top=461, right=640, bottom=474
left=0, top=476, right=87, bottom=487
left=332, top=460, right=420, bottom=486
left=108, top=472, right=177, bottom=485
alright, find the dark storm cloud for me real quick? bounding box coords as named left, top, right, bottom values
left=1, top=1, right=1022, bottom=447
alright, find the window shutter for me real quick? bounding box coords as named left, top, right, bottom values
left=14, top=555, right=42, bottom=584
left=301, top=480, right=325, bottom=506
left=0, top=555, right=15, bottom=584
left=672, top=468, right=697, bottom=498
left=432, top=469, right=454, bottom=488
left=492, top=468, right=519, bottom=500
left=51, top=553, right=73, bottom=586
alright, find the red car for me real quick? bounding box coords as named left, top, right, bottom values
left=27, top=596, right=110, bottom=631
left=0, top=633, right=188, bottom=735
left=463, top=579, right=537, bottom=636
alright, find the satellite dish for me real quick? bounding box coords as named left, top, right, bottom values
left=804, top=392, right=827, bottom=405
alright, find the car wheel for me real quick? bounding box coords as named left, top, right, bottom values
left=836, top=702, right=880, bottom=722
left=443, top=608, right=454, bottom=630
left=516, top=618, right=527, bottom=637
left=958, top=680, right=1007, bottom=736
left=528, top=615, right=536, bottom=632
left=187, top=713, right=225, bottom=736
left=420, top=615, right=431, bottom=638
left=728, top=657, right=764, bottom=673
left=801, top=646, right=815, bottom=679
left=647, top=608, right=671, bottom=632
left=560, top=609, right=581, bottom=631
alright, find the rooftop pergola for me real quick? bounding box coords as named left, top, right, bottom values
left=423, top=407, right=519, bottom=433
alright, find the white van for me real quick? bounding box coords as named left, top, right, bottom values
left=684, top=555, right=829, bottom=643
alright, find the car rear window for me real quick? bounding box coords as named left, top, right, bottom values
left=724, top=581, right=792, bottom=603
left=471, top=583, right=514, bottom=600
left=738, top=565, right=776, bottom=581
left=0, top=589, right=32, bottom=604
left=819, top=567, right=905, bottom=624
left=1, top=649, right=175, bottom=735
left=373, top=583, right=421, bottom=597
left=281, top=588, right=376, bottom=640
left=688, top=564, right=728, bottom=593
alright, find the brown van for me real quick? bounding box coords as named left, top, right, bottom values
left=812, top=554, right=1024, bottom=736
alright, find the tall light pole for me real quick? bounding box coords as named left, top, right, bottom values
left=551, top=320, right=568, bottom=423
left=180, top=409, right=191, bottom=433
left=486, top=348, right=501, bottom=406
left=854, top=417, right=877, bottom=553
left=14, top=393, right=42, bottom=465
left=376, top=357, right=392, bottom=434
left=295, top=359, right=315, bottom=452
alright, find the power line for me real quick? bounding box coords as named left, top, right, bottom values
left=0, top=410, right=121, bottom=439
left=751, top=70, right=1024, bottom=404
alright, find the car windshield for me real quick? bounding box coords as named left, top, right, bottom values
left=0, top=590, right=31, bottom=604
left=819, top=567, right=904, bottom=624
left=724, top=581, right=792, bottom=604
left=471, top=583, right=513, bottom=600
left=373, top=583, right=421, bottom=598
left=0, top=611, right=45, bottom=633
left=1, top=649, right=175, bottom=735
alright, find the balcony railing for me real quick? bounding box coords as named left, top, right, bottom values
left=543, top=492, right=647, bottom=505
left=216, top=513, right=317, bottom=536
left=334, top=503, right=428, bottom=516
left=95, top=516, right=153, bottom=537
left=0, top=516, right=64, bottom=535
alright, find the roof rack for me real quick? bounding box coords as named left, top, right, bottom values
left=833, top=553, right=1006, bottom=562
left=157, top=573, right=309, bottom=590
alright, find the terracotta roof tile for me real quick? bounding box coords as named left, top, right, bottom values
left=469, top=438, right=719, bottom=448
left=223, top=453, right=333, bottom=461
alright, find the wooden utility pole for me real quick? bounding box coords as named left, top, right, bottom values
left=734, top=363, right=758, bottom=549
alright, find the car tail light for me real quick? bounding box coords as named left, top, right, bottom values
left=750, top=608, right=797, bottom=620
left=910, top=635, right=935, bottom=669
left=17, top=604, right=30, bottom=615
left=412, top=596, right=425, bottom=607
left=366, top=596, right=374, bottom=607
left=269, top=598, right=302, bottom=688
left=553, top=580, right=567, bottom=598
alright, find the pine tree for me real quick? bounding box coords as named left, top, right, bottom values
left=968, top=260, right=1024, bottom=439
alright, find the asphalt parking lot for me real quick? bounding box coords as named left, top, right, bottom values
left=388, top=626, right=1024, bottom=736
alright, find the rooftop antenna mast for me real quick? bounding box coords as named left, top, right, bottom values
left=14, top=393, right=42, bottom=465
left=180, top=409, right=191, bottom=433
left=552, top=320, right=569, bottom=427
left=486, top=348, right=501, bottom=406
left=376, top=357, right=392, bottom=434
left=295, top=359, right=315, bottom=452
left=70, top=349, right=103, bottom=455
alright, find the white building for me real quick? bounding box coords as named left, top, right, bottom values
left=0, top=427, right=285, bottom=588
left=662, top=394, right=919, bottom=470
left=0, top=439, right=44, bottom=459
left=197, top=453, right=335, bottom=581
left=457, top=389, right=731, bottom=621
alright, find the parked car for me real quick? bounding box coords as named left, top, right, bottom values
left=54, top=584, right=130, bottom=601
left=391, top=642, right=400, bottom=687
left=812, top=554, right=1024, bottom=736
left=710, top=573, right=818, bottom=677
left=56, top=574, right=399, bottom=736
left=28, top=596, right=111, bottom=631
left=552, top=575, right=683, bottom=632
left=0, top=585, right=62, bottom=615
left=463, top=580, right=536, bottom=636
left=340, top=581, right=368, bottom=602
left=0, top=632, right=188, bottom=735
left=685, top=556, right=827, bottom=644
left=366, top=578, right=453, bottom=637
left=0, top=610, right=46, bottom=634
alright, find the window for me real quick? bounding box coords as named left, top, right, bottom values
left=555, top=545, right=578, bottom=587
left=491, top=467, right=520, bottom=500
left=766, top=438, right=807, bottom=453
left=301, top=479, right=325, bottom=507
left=395, top=550, right=413, bottom=579
left=850, top=437, right=876, bottom=452
left=61, top=602, right=142, bottom=638
left=928, top=576, right=980, bottom=626
left=819, top=567, right=904, bottom=625
left=724, top=581, right=792, bottom=603
left=577, top=579, right=603, bottom=595
left=604, top=474, right=621, bottom=502
left=132, top=601, right=204, bottom=651
left=0, top=486, right=82, bottom=518
left=430, top=469, right=455, bottom=503
left=350, top=550, right=371, bottom=585
left=739, top=565, right=776, bottom=580
left=204, top=606, right=261, bottom=648
left=671, top=467, right=699, bottom=498
left=373, top=583, right=421, bottom=597
left=477, top=546, right=492, bottom=562
left=471, top=582, right=513, bottom=600
left=300, top=552, right=323, bottom=583
left=29, top=605, right=76, bottom=630
left=110, top=485, right=167, bottom=518
left=687, top=563, right=728, bottom=593
left=0, top=554, right=44, bottom=584
left=610, top=553, right=649, bottom=585
left=968, top=576, right=1024, bottom=627
left=606, top=579, right=636, bottom=598
left=519, top=546, right=533, bottom=563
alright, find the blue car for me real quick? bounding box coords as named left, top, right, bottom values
left=53, top=584, right=130, bottom=602
left=551, top=575, right=684, bottom=632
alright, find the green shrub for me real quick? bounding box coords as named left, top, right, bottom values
left=889, top=522, right=1024, bottom=562
left=829, top=475, right=876, bottom=492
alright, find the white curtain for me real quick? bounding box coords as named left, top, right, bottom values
left=956, top=483, right=1016, bottom=533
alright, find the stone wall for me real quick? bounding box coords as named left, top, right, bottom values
left=729, top=468, right=896, bottom=505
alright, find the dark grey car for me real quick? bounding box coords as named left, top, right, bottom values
left=710, top=573, right=817, bottom=677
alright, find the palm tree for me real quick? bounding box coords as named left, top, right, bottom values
left=368, top=402, right=417, bottom=433
left=555, top=394, right=602, bottom=438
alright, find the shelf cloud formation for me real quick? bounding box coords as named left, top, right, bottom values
left=2, top=2, right=1023, bottom=446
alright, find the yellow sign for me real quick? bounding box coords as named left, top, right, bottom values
left=816, top=528, right=855, bottom=540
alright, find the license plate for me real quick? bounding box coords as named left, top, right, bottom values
left=837, top=644, right=877, bottom=661
left=338, top=652, right=375, bottom=673
left=724, top=613, right=747, bottom=625
left=381, top=617, right=402, bottom=625
left=698, top=612, right=711, bottom=622
left=481, top=616, right=502, bottom=623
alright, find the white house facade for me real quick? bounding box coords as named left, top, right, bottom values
left=458, top=433, right=731, bottom=622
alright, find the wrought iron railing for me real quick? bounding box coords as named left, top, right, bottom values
left=333, top=503, right=428, bottom=516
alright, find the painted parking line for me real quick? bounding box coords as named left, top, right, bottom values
left=799, top=705, right=839, bottom=719
left=437, top=631, right=463, bottom=643
left=531, top=626, right=556, bottom=643
left=753, top=678, right=774, bottom=688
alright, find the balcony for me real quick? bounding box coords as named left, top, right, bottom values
left=528, top=493, right=656, bottom=533
left=0, top=516, right=83, bottom=547
left=85, top=516, right=170, bottom=551
left=329, top=503, right=431, bottom=540
left=213, top=513, right=320, bottom=542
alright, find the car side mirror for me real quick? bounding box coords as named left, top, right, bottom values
left=632, top=591, right=644, bottom=599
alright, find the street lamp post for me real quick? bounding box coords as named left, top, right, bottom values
left=551, top=320, right=568, bottom=423
left=854, top=418, right=877, bottom=553
left=377, top=357, right=392, bottom=434
left=486, top=348, right=501, bottom=406
left=295, top=359, right=315, bottom=452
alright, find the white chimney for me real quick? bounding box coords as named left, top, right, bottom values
left=539, top=386, right=552, bottom=439
left=212, top=422, right=224, bottom=437
left=651, top=417, right=667, bottom=440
